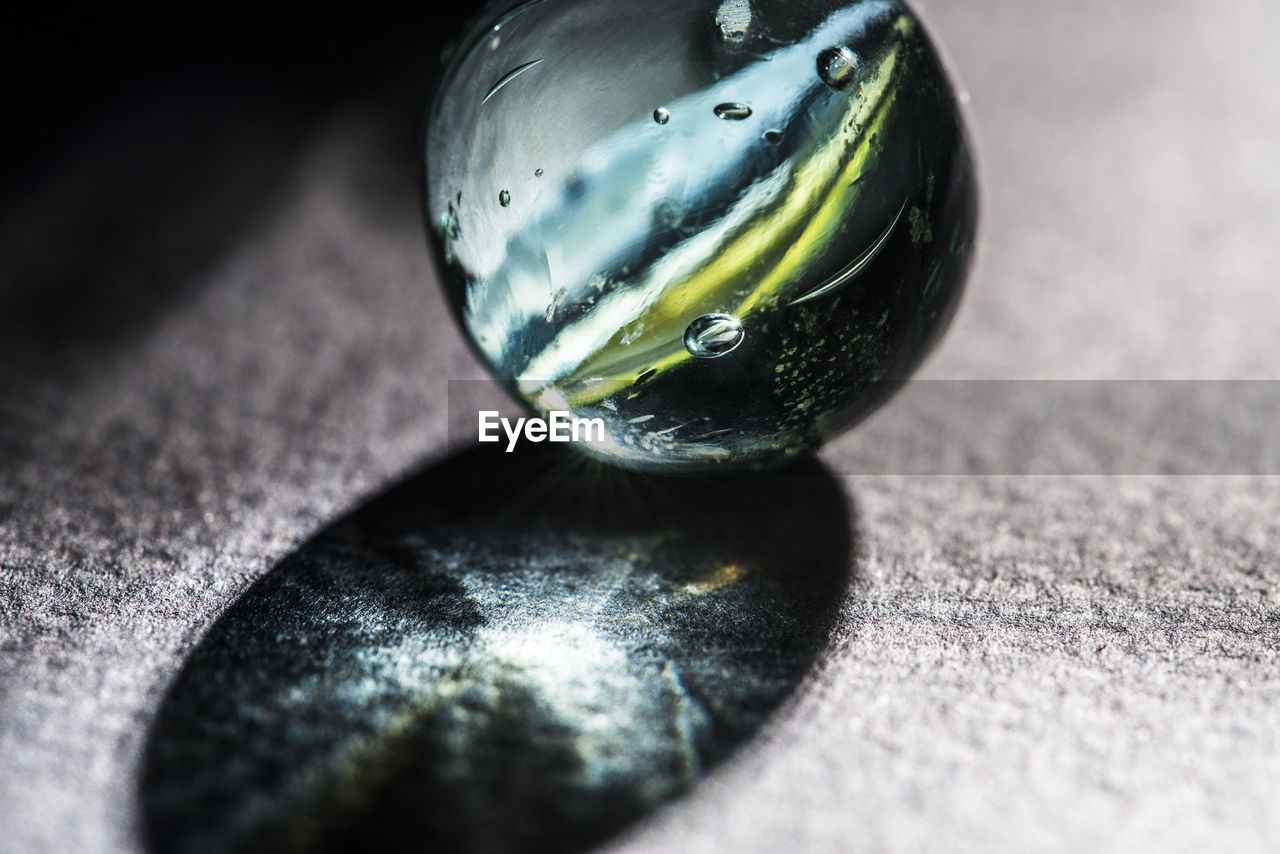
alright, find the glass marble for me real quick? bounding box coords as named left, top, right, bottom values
left=425, top=0, right=977, bottom=470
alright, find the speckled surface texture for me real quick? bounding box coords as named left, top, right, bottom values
left=3, top=1, right=1280, bottom=852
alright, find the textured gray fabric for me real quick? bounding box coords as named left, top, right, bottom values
left=3, top=1, right=1280, bottom=852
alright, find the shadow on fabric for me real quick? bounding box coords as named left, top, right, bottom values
left=139, top=443, right=855, bottom=854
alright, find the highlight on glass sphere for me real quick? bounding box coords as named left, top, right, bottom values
left=425, top=0, right=977, bottom=470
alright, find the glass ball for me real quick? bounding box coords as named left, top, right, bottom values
left=425, top=0, right=977, bottom=470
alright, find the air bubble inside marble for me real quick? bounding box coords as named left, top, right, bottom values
left=425, top=0, right=977, bottom=471
left=713, top=102, right=753, bottom=121
left=684, top=314, right=745, bottom=358
left=817, top=45, right=860, bottom=90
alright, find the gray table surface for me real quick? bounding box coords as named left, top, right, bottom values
left=3, top=1, right=1279, bottom=851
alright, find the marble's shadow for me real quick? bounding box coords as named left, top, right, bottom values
left=140, top=444, right=855, bottom=854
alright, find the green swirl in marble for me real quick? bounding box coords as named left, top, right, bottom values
left=426, top=0, right=977, bottom=469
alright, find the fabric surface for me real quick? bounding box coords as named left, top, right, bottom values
left=3, top=1, right=1279, bottom=852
